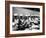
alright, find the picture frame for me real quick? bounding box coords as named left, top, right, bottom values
left=5, top=1, right=45, bottom=37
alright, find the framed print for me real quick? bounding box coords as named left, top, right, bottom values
left=5, top=1, right=45, bottom=37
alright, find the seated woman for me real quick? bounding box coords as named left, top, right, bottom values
left=34, top=17, right=39, bottom=25
left=17, top=16, right=25, bottom=30
left=12, top=17, right=19, bottom=31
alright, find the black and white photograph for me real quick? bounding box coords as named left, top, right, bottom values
left=12, top=7, right=40, bottom=31
left=10, top=4, right=43, bottom=34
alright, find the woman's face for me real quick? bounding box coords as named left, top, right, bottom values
left=35, top=18, right=38, bottom=21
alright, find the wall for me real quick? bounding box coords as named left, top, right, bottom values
left=0, top=0, right=46, bottom=38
